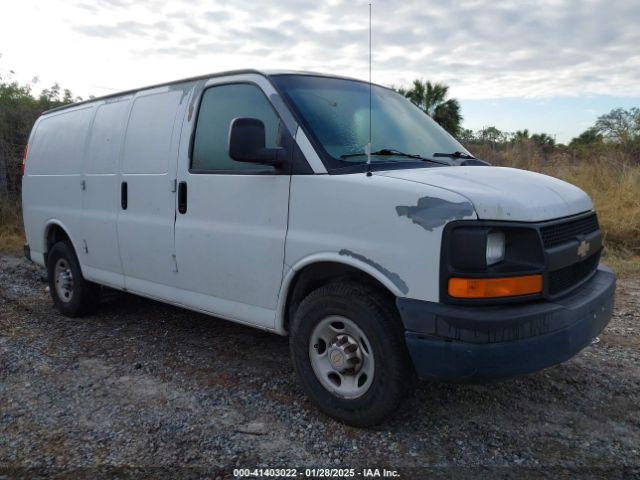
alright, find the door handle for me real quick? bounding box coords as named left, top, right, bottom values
left=178, top=181, right=187, bottom=214
left=121, top=181, right=128, bottom=210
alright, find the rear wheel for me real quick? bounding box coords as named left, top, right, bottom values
left=47, top=241, right=100, bottom=317
left=289, top=281, right=414, bottom=427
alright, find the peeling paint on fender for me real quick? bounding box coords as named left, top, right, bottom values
left=339, top=249, right=409, bottom=295
left=395, top=197, right=475, bottom=231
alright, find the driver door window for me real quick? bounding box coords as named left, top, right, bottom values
left=191, top=83, right=284, bottom=173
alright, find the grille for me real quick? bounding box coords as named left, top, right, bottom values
left=540, top=214, right=599, bottom=248
left=548, top=252, right=599, bottom=295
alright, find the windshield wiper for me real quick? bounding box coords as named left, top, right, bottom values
left=340, top=148, right=451, bottom=165
left=433, top=151, right=476, bottom=160
left=341, top=148, right=417, bottom=159
left=433, top=151, right=491, bottom=166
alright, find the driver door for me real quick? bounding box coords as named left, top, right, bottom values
left=173, top=76, right=292, bottom=329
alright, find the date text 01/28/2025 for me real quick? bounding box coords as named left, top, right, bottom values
left=233, top=467, right=401, bottom=478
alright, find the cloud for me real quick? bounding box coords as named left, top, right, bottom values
left=64, top=0, right=640, bottom=99
left=73, top=20, right=157, bottom=38
left=203, top=10, right=230, bottom=22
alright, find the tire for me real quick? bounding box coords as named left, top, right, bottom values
left=47, top=241, right=100, bottom=317
left=289, top=281, right=415, bottom=427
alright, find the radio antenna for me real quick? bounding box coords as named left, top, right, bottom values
left=366, top=2, right=373, bottom=176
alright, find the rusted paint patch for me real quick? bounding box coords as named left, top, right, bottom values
left=339, top=249, right=409, bottom=295
left=395, top=197, right=475, bottom=231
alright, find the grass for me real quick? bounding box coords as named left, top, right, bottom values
left=1, top=144, right=638, bottom=274
left=0, top=198, right=24, bottom=255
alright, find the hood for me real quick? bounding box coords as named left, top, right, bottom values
left=377, top=166, right=593, bottom=222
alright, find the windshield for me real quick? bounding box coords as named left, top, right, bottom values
left=271, top=75, right=468, bottom=170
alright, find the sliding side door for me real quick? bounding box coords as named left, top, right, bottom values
left=117, top=86, right=188, bottom=297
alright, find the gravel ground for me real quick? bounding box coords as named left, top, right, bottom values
left=0, top=253, right=638, bottom=478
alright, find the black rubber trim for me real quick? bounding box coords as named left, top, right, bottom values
left=23, top=244, right=31, bottom=262
left=546, top=229, right=602, bottom=271
left=399, top=265, right=615, bottom=344
left=400, top=265, right=615, bottom=381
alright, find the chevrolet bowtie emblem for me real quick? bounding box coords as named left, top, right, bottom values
left=577, top=239, right=591, bottom=258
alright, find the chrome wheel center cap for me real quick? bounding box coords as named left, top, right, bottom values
left=328, top=334, right=363, bottom=374
left=329, top=349, right=346, bottom=368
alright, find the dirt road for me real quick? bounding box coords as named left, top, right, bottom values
left=1, top=254, right=638, bottom=478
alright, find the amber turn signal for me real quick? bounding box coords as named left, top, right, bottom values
left=448, top=274, right=543, bottom=299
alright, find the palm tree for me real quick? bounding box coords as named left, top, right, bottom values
left=512, top=129, right=530, bottom=143
left=569, top=127, right=603, bottom=148
left=399, top=80, right=462, bottom=137
left=531, top=133, right=556, bottom=148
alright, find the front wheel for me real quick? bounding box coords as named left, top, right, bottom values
left=289, top=282, right=414, bottom=427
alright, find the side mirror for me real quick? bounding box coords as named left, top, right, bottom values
left=228, top=117, right=286, bottom=166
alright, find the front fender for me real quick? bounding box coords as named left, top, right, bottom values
left=278, top=173, right=478, bottom=333
left=274, top=251, right=412, bottom=334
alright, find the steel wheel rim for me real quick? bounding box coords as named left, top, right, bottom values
left=54, top=258, right=74, bottom=303
left=309, top=315, right=375, bottom=399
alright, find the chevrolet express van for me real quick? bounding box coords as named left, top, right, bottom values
left=22, top=70, right=616, bottom=426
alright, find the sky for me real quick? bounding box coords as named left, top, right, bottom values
left=1, top=0, right=638, bottom=143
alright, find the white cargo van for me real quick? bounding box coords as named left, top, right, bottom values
left=22, top=70, right=615, bottom=426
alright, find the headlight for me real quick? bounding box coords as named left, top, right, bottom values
left=442, top=222, right=546, bottom=303
left=486, top=231, right=505, bottom=266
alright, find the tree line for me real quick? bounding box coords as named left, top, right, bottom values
left=396, top=79, right=640, bottom=155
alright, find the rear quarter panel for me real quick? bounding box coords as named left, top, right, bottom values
left=22, top=105, right=96, bottom=264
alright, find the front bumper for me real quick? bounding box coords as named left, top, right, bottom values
left=397, top=265, right=616, bottom=382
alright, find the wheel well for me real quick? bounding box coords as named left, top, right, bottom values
left=284, top=262, right=397, bottom=333
left=44, top=224, right=72, bottom=264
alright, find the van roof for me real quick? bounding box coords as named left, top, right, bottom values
left=44, top=69, right=390, bottom=115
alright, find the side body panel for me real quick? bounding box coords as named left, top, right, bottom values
left=22, top=105, right=96, bottom=266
